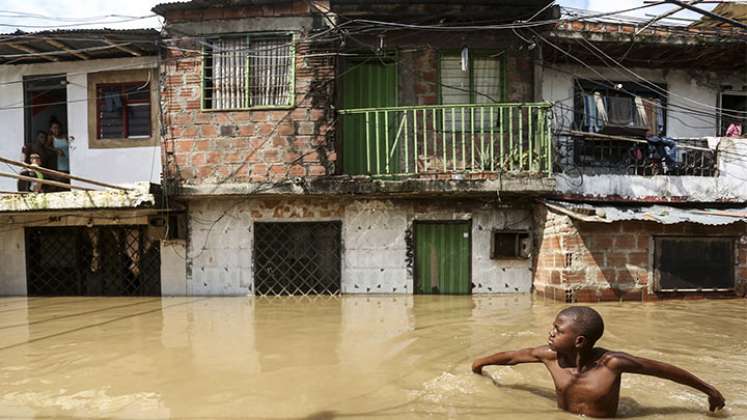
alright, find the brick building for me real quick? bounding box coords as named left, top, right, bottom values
left=154, top=0, right=558, bottom=296
left=536, top=9, right=747, bottom=302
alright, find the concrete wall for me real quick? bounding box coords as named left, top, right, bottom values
left=0, top=226, right=26, bottom=296
left=161, top=240, right=188, bottom=296
left=185, top=197, right=534, bottom=296
left=0, top=57, right=162, bottom=192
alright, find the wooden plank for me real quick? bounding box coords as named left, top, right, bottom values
left=0, top=156, right=131, bottom=191
left=4, top=42, right=58, bottom=62
left=0, top=171, right=93, bottom=192
left=104, top=38, right=142, bottom=57
left=44, top=38, right=89, bottom=60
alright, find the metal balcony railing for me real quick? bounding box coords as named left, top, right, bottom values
left=338, top=103, right=553, bottom=177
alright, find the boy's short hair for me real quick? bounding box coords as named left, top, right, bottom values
left=29, top=153, right=41, bottom=160
left=558, top=306, right=605, bottom=345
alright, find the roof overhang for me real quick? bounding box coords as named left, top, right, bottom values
left=543, top=200, right=747, bottom=226
left=0, top=29, right=160, bottom=65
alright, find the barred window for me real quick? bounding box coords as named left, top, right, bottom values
left=203, top=33, right=294, bottom=110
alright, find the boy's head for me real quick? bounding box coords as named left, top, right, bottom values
left=29, top=153, right=42, bottom=166
left=36, top=131, right=47, bottom=143
left=548, top=306, right=604, bottom=353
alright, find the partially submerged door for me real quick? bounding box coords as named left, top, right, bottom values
left=415, top=222, right=471, bottom=295
left=341, top=56, right=398, bottom=175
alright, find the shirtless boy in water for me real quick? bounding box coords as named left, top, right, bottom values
left=471, top=307, right=725, bottom=418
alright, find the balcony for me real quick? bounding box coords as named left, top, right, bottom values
left=338, top=103, right=553, bottom=178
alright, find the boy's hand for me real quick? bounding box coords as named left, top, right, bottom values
left=471, top=360, right=484, bottom=374
left=707, top=388, right=725, bottom=412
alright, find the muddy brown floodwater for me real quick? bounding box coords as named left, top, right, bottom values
left=0, top=296, right=745, bottom=419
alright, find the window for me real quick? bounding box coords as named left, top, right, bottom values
left=96, top=83, right=151, bottom=139
left=203, top=33, right=294, bottom=110
left=574, top=80, right=667, bottom=137
left=491, top=231, right=530, bottom=259
left=440, top=52, right=503, bottom=105
left=720, top=91, right=747, bottom=136
left=655, top=237, right=734, bottom=291
left=87, top=69, right=158, bottom=149
left=439, top=50, right=504, bottom=131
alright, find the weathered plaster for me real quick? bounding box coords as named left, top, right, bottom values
left=0, top=182, right=156, bottom=212
left=185, top=197, right=533, bottom=296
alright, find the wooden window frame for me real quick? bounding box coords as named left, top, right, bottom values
left=437, top=50, right=507, bottom=105
left=96, top=82, right=151, bottom=141
left=201, top=32, right=296, bottom=112
left=87, top=69, right=159, bottom=149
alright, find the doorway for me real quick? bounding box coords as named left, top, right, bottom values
left=24, top=75, right=67, bottom=165
left=340, top=56, right=398, bottom=175
left=414, top=221, right=472, bottom=295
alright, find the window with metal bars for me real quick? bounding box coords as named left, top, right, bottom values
left=202, top=33, right=295, bottom=110
left=25, top=226, right=161, bottom=297
left=253, top=222, right=341, bottom=296
left=96, top=82, right=151, bottom=139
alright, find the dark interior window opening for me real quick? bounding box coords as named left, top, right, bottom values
left=720, top=92, right=747, bottom=136
left=96, top=82, right=151, bottom=139
left=655, top=237, right=734, bottom=292
left=23, top=75, right=67, bottom=151
left=253, top=222, right=342, bottom=296
left=491, top=231, right=530, bottom=259
left=25, top=226, right=161, bottom=297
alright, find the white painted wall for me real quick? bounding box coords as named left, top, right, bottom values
left=0, top=57, right=162, bottom=192
left=0, top=225, right=26, bottom=295
left=161, top=240, right=188, bottom=296
left=185, top=198, right=534, bottom=296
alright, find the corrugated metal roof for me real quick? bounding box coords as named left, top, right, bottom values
left=0, top=29, right=159, bottom=65
left=153, top=0, right=293, bottom=15
left=544, top=200, right=747, bottom=226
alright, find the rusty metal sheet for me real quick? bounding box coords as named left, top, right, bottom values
left=545, top=200, right=747, bottom=226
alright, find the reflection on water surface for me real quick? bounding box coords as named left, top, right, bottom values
left=0, top=296, right=745, bottom=419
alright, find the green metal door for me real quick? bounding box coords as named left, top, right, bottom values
left=341, top=57, right=398, bottom=175
left=415, top=222, right=472, bottom=295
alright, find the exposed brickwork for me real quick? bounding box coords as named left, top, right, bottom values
left=160, top=1, right=336, bottom=188
left=533, top=206, right=747, bottom=302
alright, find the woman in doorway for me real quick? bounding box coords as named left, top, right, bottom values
left=48, top=119, right=71, bottom=191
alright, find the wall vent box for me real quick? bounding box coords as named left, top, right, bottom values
left=491, top=231, right=531, bottom=259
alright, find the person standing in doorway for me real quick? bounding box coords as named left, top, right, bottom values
left=48, top=119, right=71, bottom=190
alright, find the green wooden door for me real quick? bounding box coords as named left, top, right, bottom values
left=341, top=57, right=398, bottom=175
left=415, top=222, right=471, bottom=295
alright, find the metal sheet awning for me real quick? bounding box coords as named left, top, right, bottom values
left=543, top=200, right=747, bottom=226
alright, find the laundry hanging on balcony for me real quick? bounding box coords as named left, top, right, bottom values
left=581, top=93, right=662, bottom=136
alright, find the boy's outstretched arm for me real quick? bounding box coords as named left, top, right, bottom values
left=605, top=352, right=726, bottom=412
left=472, top=346, right=554, bottom=374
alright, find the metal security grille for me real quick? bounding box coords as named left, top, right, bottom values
left=655, top=237, right=734, bottom=292
left=253, top=222, right=341, bottom=296
left=26, top=226, right=161, bottom=296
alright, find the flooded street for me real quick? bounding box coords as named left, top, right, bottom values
left=0, top=296, right=745, bottom=419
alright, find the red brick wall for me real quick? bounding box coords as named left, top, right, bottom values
left=534, top=206, right=747, bottom=302
left=161, top=2, right=336, bottom=187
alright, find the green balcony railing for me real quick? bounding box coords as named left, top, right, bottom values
left=338, top=102, right=553, bottom=177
